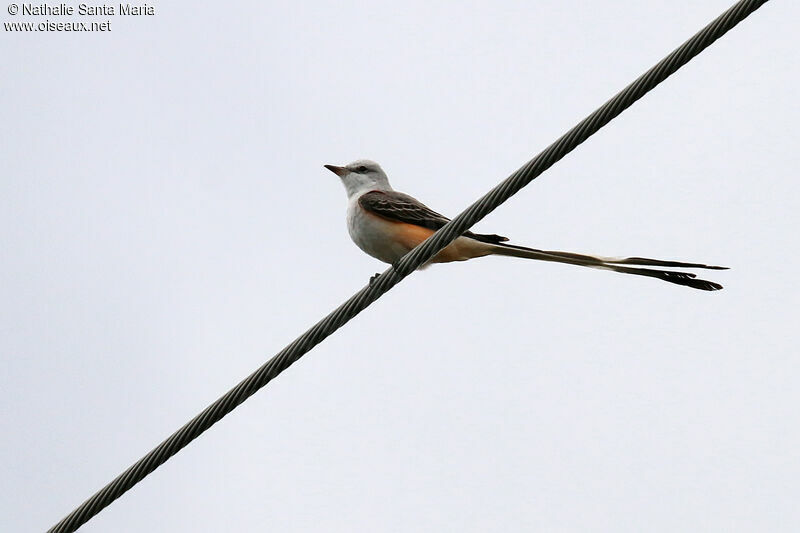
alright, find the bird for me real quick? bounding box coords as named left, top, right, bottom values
left=324, top=159, right=727, bottom=290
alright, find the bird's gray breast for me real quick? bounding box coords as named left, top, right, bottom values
left=346, top=199, right=405, bottom=264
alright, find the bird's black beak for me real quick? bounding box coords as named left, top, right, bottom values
left=324, top=164, right=348, bottom=177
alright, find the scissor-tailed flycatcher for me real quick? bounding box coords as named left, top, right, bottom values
left=325, top=159, right=727, bottom=290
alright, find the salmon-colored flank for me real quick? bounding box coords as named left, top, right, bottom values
left=366, top=210, right=492, bottom=263
left=391, top=222, right=435, bottom=250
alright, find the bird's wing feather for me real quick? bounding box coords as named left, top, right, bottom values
left=358, top=190, right=508, bottom=244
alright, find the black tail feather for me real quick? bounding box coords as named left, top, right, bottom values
left=612, top=256, right=728, bottom=270
left=608, top=265, right=723, bottom=291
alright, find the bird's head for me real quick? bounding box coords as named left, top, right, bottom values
left=324, top=159, right=392, bottom=197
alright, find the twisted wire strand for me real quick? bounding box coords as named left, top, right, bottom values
left=47, top=1, right=769, bottom=531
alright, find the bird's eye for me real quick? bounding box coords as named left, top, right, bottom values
left=357, top=166, right=369, bottom=173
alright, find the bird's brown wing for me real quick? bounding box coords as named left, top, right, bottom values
left=358, top=190, right=509, bottom=244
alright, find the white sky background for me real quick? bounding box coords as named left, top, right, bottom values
left=2, top=1, right=798, bottom=531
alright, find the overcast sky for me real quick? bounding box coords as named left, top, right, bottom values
left=2, top=1, right=798, bottom=531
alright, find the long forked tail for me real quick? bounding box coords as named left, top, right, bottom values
left=489, top=243, right=728, bottom=291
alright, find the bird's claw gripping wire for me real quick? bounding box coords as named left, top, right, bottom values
left=369, top=262, right=405, bottom=286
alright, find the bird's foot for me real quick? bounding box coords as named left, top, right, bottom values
left=369, top=273, right=380, bottom=286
